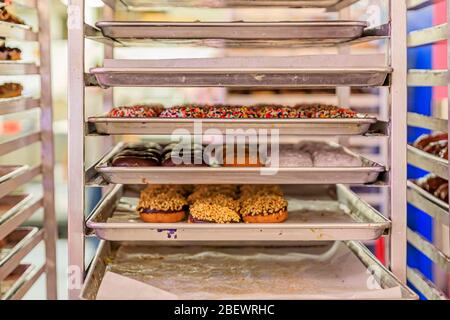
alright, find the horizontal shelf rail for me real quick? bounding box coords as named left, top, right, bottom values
left=0, top=61, right=39, bottom=75
left=407, top=23, right=447, bottom=47
left=407, top=0, right=445, bottom=10
left=407, top=267, right=448, bottom=300
left=407, top=69, right=448, bottom=86
left=407, top=182, right=449, bottom=227
left=2, top=265, right=45, bottom=300
left=0, top=132, right=41, bottom=157
left=0, top=228, right=43, bottom=281
left=0, top=97, right=40, bottom=116
left=0, top=21, right=37, bottom=41
left=407, top=145, right=448, bottom=180
left=0, top=197, right=43, bottom=239
left=0, top=165, right=41, bottom=199
left=407, top=228, right=449, bottom=273
left=407, top=112, right=448, bottom=132
left=101, top=0, right=359, bottom=10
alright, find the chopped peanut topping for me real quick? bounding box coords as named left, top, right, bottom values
left=137, top=191, right=187, bottom=212
left=190, top=202, right=241, bottom=223
left=240, top=194, right=287, bottom=217
left=194, top=194, right=240, bottom=211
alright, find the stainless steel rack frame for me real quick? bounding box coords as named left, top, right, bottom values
left=68, top=0, right=409, bottom=299
left=0, top=0, right=57, bottom=300
left=406, top=0, right=449, bottom=300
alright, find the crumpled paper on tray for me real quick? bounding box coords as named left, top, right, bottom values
left=96, top=242, right=404, bottom=300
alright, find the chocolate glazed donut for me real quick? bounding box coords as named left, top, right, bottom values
left=414, top=133, right=448, bottom=150
left=112, top=156, right=160, bottom=167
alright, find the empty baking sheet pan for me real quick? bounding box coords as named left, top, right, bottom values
left=80, top=240, right=417, bottom=300
left=0, top=227, right=42, bottom=281
left=96, top=21, right=368, bottom=47
left=0, top=264, right=33, bottom=299
left=89, top=55, right=391, bottom=88
left=105, top=0, right=357, bottom=9
left=87, top=116, right=379, bottom=136
left=86, top=184, right=390, bottom=242
left=93, top=142, right=385, bottom=185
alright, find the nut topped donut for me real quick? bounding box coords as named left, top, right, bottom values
left=239, top=194, right=288, bottom=223
left=137, top=188, right=188, bottom=223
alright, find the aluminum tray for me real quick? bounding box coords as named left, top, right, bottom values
left=96, top=21, right=367, bottom=47
left=90, top=56, right=391, bottom=88
left=0, top=264, right=32, bottom=298
left=0, top=263, right=43, bottom=300
left=0, top=227, right=42, bottom=281
left=0, top=194, right=37, bottom=237
left=407, top=180, right=449, bottom=211
left=0, top=96, right=39, bottom=116
left=407, top=180, right=449, bottom=227
left=80, top=240, right=417, bottom=300
left=0, top=20, right=36, bottom=41
left=101, top=0, right=358, bottom=9
left=0, top=166, right=40, bottom=201
left=0, top=61, right=38, bottom=75
left=86, top=184, right=390, bottom=242
left=87, top=116, right=379, bottom=136
left=407, top=145, right=448, bottom=180
left=93, top=142, right=385, bottom=185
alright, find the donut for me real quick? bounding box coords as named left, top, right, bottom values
left=242, top=210, right=288, bottom=223
left=111, top=156, right=160, bottom=167
left=295, top=104, right=358, bottom=119
left=0, top=83, right=23, bottom=99
left=240, top=194, right=288, bottom=223
left=439, top=146, right=448, bottom=160
left=139, top=211, right=186, bottom=223
left=188, top=202, right=241, bottom=223
left=413, top=133, right=448, bottom=150
left=435, top=183, right=448, bottom=202
left=159, top=105, right=206, bottom=118
left=107, top=105, right=162, bottom=118
left=206, top=106, right=258, bottom=119
left=417, top=175, right=446, bottom=194
left=423, top=140, right=447, bottom=156
left=137, top=190, right=187, bottom=223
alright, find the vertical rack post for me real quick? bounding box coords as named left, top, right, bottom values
left=67, top=0, right=85, bottom=300
left=37, top=0, right=58, bottom=300
left=389, top=0, right=408, bottom=283
left=102, top=4, right=114, bottom=154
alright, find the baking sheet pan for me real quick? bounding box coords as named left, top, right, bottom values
left=0, top=194, right=32, bottom=226
left=0, top=227, right=41, bottom=281
left=407, top=145, right=448, bottom=180
left=407, top=180, right=449, bottom=211
left=86, top=184, right=390, bottom=241
left=90, top=56, right=391, bottom=88
left=87, top=116, right=379, bottom=136
left=96, top=21, right=367, bottom=46
left=108, top=0, right=357, bottom=9
left=80, top=240, right=417, bottom=300
left=407, top=181, right=449, bottom=227
left=93, top=142, right=385, bottom=185
left=0, top=264, right=33, bottom=299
